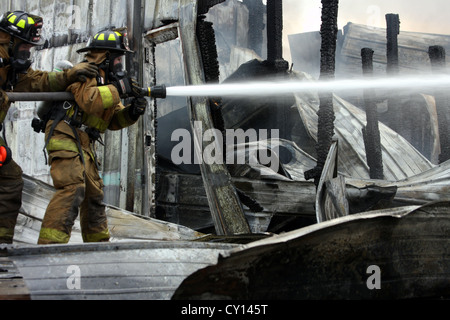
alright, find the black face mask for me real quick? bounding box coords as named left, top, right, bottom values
left=112, top=62, right=124, bottom=74
left=111, top=61, right=128, bottom=79
left=11, top=48, right=32, bottom=74
left=108, top=62, right=127, bottom=84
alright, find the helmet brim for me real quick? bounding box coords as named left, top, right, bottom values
left=76, top=46, right=134, bottom=54
left=0, top=26, right=45, bottom=46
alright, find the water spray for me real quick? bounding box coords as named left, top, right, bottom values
left=6, top=74, right=450, bottom=101
left=165, top=74, right=450, bottom=98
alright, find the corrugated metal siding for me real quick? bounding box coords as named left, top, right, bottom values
left=7, top=241, right=240, bottom=300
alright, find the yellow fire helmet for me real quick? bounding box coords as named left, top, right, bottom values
left=0, top=10, right=44, bottom=46
left=77, top=27, right=133, bottom=54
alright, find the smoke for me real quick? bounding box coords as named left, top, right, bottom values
left=282, top=0, right=450, bottom=62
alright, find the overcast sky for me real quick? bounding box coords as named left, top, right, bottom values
left=282, top=0, right=450, bottom=61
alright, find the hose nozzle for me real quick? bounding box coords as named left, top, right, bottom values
left=142, top=84, right=166, bottom=98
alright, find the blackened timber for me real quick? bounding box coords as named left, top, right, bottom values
left=198, top=0, right=226, bottom=14
left=385, top=14, right=402, bottom=133
left=428, top=45, right=450, bottom=163
left=305, top=0, right=339, bottom=185
left=386, top=14, right=400, bottom=75
left=243, top=0, right=265, bottom=57
left=361, top=48, right=384, bottom=179
left=178, top=0, right=250, bottom=235
left=266, top=0, right=288, bottom=71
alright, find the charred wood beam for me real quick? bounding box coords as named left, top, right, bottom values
left=385, top=14, right=402, bottom=133
left=178, top=0, right=250, bottom=235
left=197, top=15, right=264, bottom=213
left=386, top=14, right=400, bottom=75
left=305, top=0, right=339, bottom=186
left=361, top=48, right=384, bottom=179
left=428, top=45, right=450, bottom=163
left=243, top=0, right=265, bottom=57
left=198, top=0, right=226, bottom=14
left=266, top=0, right=288, bottom=71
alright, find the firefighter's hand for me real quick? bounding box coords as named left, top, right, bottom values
left=111, top=77, right=133, bottom=97
left=129, top=78, right=143, bottom=98
left=0, top=89, right=9, bottom=106
left=129, top=97, right=147, bottom=120
left=0, top=145, right=12, bottom=167
left=67, top=62, right=99, bottom=83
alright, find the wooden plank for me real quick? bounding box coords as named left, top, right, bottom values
left=315, top=139, right=339, bottom=222
left=0, top=257, right=30, bottom=300
left=157, top=171, right=317, bottom=231
left=324, top=175, right=349, bottom=220
left=178, top=0, right=250, bottom=235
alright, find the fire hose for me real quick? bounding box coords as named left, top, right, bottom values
left=5, top=84, right=167, bottom=101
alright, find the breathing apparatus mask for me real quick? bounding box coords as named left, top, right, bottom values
left=108, top=52, right=127, bottom=82
left=10, top=43, right=32, bottom=74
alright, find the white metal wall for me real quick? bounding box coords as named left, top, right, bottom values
left=0, top=0, right=140, bottom=209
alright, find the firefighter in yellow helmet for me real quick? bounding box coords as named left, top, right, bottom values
left=37, top=27, right=147, bottom=244
left=0, top=11, right=98, bottom=244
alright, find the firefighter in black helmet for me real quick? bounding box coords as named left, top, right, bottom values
left=0, top=10, right=98, bottom=244
left=38, top=27, right=147, bottom=244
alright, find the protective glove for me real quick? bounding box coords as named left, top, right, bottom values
left=0, top=89, right=9, bottom=107
left=66, top=62, right=99, bottom=83
left=129, top=78, right=144, bottom=98
left=129, top=97, right=147, bottom=120
left=111, top=77, right=141, bottom=98
left=0, top=145, right=12, bottom=167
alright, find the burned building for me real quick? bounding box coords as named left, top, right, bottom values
left=289, top=22, right=450, bottom=163
left=1, top=0, right=449, bottom=300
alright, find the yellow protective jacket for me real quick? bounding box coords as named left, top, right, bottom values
left=0, top=31, right=73, bottom=243
left=0, top=32, right=74, bottom=128
left=44, top=51, right=138, bottom=159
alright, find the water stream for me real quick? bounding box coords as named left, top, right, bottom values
left=165, top=74, right=450, bottom=97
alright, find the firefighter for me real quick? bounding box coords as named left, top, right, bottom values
left=0, top=11, right=98, bottom=244
left=37, top=28, right=147, bottom=244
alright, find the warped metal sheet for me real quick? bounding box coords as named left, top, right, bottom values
left=292, top=71, right=434, bottom=181
left=172, top=201, right=450, bottom=299
left=2, top=241, right=240, bottom=300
